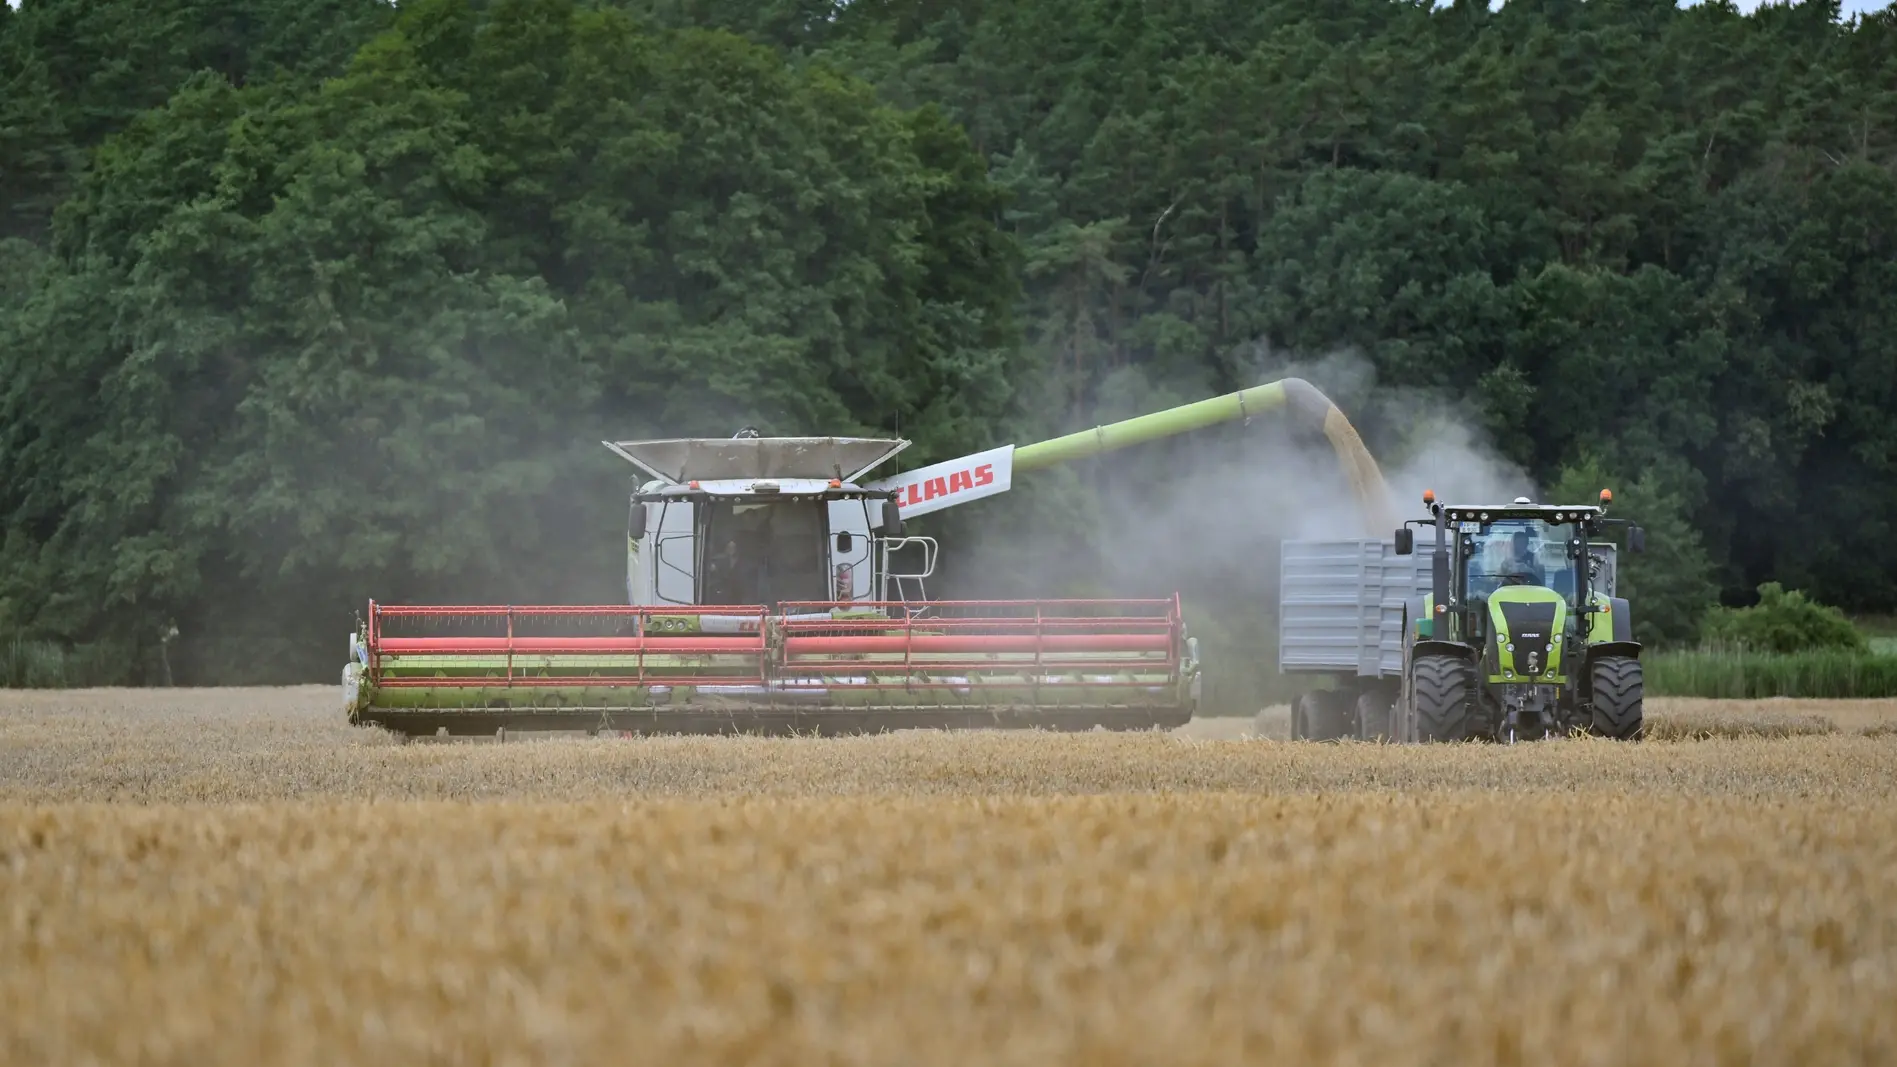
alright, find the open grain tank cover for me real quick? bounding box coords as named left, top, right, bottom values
left=602, top=437, right=910, bottom=485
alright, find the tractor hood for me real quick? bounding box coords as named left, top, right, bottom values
left=1486, top=585, right=1569, bottom=681
left=602, top=436, right=910, bottom=485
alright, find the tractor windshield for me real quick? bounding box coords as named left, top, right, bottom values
left=1465, top=520, right=1575, bottom=601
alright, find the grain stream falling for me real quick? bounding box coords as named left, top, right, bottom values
left=3, top=687, right=1896, bottom=1066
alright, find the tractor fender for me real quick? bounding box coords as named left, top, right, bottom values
left=1411, top=639, right=1478, bottom=663
left=1584, top=640, right=1642, bottom=664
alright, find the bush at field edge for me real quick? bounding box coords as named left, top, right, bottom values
left=1702, top=582, right=1867, bottom=654
left=1646, top=647, right=1897, bottom=699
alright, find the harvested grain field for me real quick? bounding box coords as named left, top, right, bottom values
left=3, top=688, right=1895, bottom=1065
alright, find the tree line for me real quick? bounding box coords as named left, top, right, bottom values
left=1, top=0, right=1892, bottom=691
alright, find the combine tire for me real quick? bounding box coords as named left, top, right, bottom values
left=1412, top=655, right=1476, bottom=742
left=341, top=662, right=363, bottom=720
left=1294, top=689, right=1353, bottom=741
left=1588, top=656, right=1645, bottom=740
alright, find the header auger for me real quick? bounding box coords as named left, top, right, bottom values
left=343, top=377, right=1393, bottom=738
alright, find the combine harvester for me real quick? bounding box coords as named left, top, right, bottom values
left=343, top=379, right=1395, bottom=738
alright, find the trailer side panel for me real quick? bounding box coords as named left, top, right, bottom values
left=1278, top=539, right=1431, bottom=678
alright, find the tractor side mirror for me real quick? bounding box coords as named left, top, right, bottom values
left=836, top=531, right=854, bottom=554
left=880, top=498, right=904, bottom=537
left=627, top=501, right=648, bottom=539
left=1629, top=526, right=1647, bottom=554
left=1393, top=528, right=1414, bottom=555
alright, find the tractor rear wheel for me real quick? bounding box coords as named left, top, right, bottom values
left=1294, top=689, right=1353, bottom=741
left=1411, top=655, right=1476, bottom=742
left=1588, top=656, right=1645, bottom=740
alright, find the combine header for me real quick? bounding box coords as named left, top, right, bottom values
left=343, top=378, right=1394, bottom=737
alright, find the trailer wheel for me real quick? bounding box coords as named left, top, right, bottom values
left=1295, top=689, right=1353, bottom=741
left=1411, top=655, right=1476, bottom=742
left=1587, top=656, right=1645, bottom=740
left=1356, top=688, right=1393, bottom=741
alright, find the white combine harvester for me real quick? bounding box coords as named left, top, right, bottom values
left=343, top=379, right=1396, bottom=737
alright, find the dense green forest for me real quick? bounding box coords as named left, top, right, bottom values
left=1, top=0, right=1894, bottom=697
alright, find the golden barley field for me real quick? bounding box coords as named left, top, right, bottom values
left=3, top=687, right=1896, bottom=1066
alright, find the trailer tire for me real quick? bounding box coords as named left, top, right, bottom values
left=1412, top=655, right=1476, bottom=742
left=1588, top=656, right=1645, bottom=740
left=1356, top=688, right=1392, bottom=741
left=1295, top=689, right=1352, bottom=741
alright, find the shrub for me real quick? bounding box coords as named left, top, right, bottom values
left=1701, top=582, right=1866, bottom=654
left=2, top=631, right=145, bottom=688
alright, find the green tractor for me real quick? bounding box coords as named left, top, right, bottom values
left=1390, top=490, right=1647, bottom=742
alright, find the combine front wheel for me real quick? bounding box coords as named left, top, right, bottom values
left=1588, top=656, right=1645, bottom=740
left=1411, top=655, right=1476, bottom=742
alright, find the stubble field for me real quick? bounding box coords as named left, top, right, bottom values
left=3, top=687, right=1895, bottom=1066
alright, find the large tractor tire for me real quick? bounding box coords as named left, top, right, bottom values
left=1356, top=688, right=1393, bottom=741
left=1294, top=689, right=1353, bottom=741
left=1588, top=655, right=1645, bottom=740
left=1411, top=655, right=1477, bottom=742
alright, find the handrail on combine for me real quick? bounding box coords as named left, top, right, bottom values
left=773, top=597, right=1185, bottom=689
left=364, top=601, right=772, bottom=689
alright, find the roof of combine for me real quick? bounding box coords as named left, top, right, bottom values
left=602, top=436, right=909, bottom=485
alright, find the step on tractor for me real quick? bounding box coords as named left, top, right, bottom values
left=1277, top=491, right=1647, bottom=743
left=343, top=378, right=1396, bottom=738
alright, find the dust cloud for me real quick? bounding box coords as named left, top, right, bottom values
left=921, top=345, right=1536, bottom=710
left=933, top=345, right=1536, bottom=604
left=1231, top=344, right=1541, bottom=534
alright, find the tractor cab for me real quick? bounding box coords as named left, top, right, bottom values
left=1396, top=497, right=1626, bottom=623
left=1464, top=515, right=1579, bottom=603
left=1586, top=542, right=1620, bottom=598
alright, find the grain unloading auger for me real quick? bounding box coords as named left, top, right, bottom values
left=343, top=378, right=1394, bottom=738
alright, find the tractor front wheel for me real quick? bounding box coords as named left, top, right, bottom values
left=1588, top=656, right=1645, bottom=740
left=1411, top=655, right=1476, bottom=742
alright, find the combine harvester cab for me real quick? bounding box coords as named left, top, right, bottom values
left=344, top=434, right=1200, bottom=738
